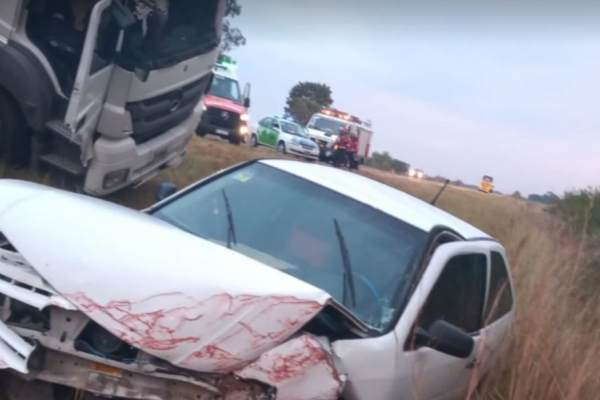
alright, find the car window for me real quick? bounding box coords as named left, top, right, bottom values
left=484, top=251, right=513, bottom=324
left=272, top=120, right=280, bottom=129
left=259, top=118, right=272, bottom=128
left=417, top=253, right=487, bottom=334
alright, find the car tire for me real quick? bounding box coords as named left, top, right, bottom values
left=250, top=134, right=258, bottom=147
left=0, top=89, right=31, bottom=166
left=277, top=141, right=286, bottom=154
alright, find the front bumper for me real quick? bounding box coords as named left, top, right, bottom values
left=289, top=144, right=320, bottom=160
left=196, top=121, right=249, bottom=142
left=84, top=106, right=201, bottom=196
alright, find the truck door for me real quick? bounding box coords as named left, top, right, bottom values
left=63, top=0, right=121, bottom=163
left=393, top=242, right=490, bottom=400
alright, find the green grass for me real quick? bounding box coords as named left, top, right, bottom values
left=1, top=136, right=596, bottom=400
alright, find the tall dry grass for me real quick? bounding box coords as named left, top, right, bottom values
left=1, top=137, right=597, bottom=399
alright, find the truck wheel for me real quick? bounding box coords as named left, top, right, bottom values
left=228, top=135, right=240, bottom=145
left=0, top=89, right=31, bottom=166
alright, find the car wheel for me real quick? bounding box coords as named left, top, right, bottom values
left=250, top=134, right=258, bottom=147
left=277, top=141, right=286, bottom=154
left=0, top=89, right=31, bottom=166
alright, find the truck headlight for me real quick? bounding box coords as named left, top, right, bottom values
left=240, top=114, right=249, bottom=122
left=239, top=125, right=249, bottom=135
left=103, top=169, right=130, bottom=189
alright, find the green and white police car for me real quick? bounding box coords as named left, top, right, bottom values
left=250, top=115, right=320, bottom=161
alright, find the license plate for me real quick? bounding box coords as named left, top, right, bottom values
left=216, top=129, right=228, bottom=135
left=91, top=363, right=123, bottom=378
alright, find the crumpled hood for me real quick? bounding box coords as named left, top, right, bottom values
left=0, top=180, right=332, bottom=372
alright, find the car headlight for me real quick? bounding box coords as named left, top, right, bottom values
left=240, top=114, right=249, bottom=122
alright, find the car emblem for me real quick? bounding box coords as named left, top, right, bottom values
left=169, top=90, right=184, bottom=112
left=221, top=111, right=229, bottom=120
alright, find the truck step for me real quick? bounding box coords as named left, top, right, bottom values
left=39, top=153, right=85, bottom=177
left=46, top=120, right=79, bottom=143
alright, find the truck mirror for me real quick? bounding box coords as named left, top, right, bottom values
left=111, top=0, right=137, bottom=30
left=155, top=181, right=177, bottom=202
left=244, top=97, right=251, bottom=108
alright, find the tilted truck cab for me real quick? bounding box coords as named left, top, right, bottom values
left=0, top=0, right=225, bottom=196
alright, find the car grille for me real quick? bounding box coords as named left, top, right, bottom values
left=127, top=76, right=210, bottom=144
left=202, top=107, right=241, bottom=130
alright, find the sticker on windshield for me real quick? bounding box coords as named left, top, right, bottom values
left=232, top=172, right=253, bottom=183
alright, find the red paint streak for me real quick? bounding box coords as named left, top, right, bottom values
left=65, top=292, right=324, bottom=372
left=236, top=335, right=343, bottom=400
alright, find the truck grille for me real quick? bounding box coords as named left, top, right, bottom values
left=202, top=107, right=241, bottom=130
left=127, top=76, right=210, bottom=144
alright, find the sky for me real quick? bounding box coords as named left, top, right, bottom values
left=228, top=0, right=600, bottom=195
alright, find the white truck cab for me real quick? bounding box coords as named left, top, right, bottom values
left=0, top=0, right=226, bottom=195
left=0, top=159, right=515, bottom=400
left=306, top=107, right=374, bottom=164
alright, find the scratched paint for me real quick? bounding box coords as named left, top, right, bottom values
left=67, top=292, right=325, bottom=372
left=236, top=335, right=343, bottom=400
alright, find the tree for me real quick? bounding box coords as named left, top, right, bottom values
left=285, top=82, right=333, bottom=125
left=221, top=0, right=246, bottom=53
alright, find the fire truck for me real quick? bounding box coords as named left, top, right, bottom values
left=196, top=55, right=251, bottom=145
left=305, top=107, right=373, bottom=164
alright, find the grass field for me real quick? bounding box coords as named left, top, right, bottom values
left=1, top=137, right=596, bottom=400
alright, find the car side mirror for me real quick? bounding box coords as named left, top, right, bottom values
left=244, top=97, right=251, bottom=108
left=155, top=181, right=177, bottom=202
left=414, top=320, right=474, bottom=359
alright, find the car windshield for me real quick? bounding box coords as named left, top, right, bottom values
left=208, top=75, right=242, bottom=103
left=483, top=176, right=494, bottom=182
left=281, top=121, right=309, bottom=138
left=309, top=117, right=349, bottom=136
left=151, top=162, right=428, bottom=331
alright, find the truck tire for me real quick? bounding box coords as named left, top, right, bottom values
left=0, top=89, right=31, bottom=166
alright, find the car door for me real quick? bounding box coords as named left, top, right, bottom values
left=470, top=241, right=515, bottom=391
left=268, top=119, right=281, bottom=147
left=393, top=242, right=490, bottom=400
left=257, top=118, right=272, bottom=145
left=63, top=0, right=123, bottom=161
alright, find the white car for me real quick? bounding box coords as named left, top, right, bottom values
left=409, top=168, right=425, bottom=179
left=250, top=115, right=320, bottom=161
left=0, top=160, right=515, bottom=400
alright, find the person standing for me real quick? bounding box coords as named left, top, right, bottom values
left=333, top=127, right=351, bottom=168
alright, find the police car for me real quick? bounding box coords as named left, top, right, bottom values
left=250, top=115, right=320, bottom=161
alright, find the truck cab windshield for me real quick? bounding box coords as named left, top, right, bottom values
left=208, top=75, right=242, bottom=103
left=309, top=116, right=348, bottom=136
left=151, top=162, right=428, bottom=331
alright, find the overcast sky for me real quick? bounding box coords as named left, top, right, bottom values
left=229, top=0, right=600, bottom=195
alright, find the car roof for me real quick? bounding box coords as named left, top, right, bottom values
left=259, top=160, right=492, bottom=240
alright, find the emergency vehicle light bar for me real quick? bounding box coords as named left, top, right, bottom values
left=321, top=107, right=362, bottom=124
left=216, top=54, right=238, bottom=70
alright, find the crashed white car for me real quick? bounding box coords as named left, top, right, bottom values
left=0, top=159, right=515, bottom=400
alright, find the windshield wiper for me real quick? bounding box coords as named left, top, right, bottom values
left=221, top=189, right=237, bottom=249
left=333, top=219, right=357, bottom=308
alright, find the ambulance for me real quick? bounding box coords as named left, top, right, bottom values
left=196, top=55, right=251, bottom=145
left=305, top=107, right=373, bottom=164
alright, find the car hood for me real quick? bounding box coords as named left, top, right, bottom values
left=203, top=94, right=246, bottom=114
left=0, top=180, right=334, bottom=372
